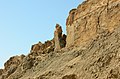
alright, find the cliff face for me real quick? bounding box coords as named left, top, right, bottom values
left=0, top=0, right=120, bottom=79
left=66, top=0, right=120, bottom=47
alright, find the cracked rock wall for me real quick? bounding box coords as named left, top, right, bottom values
left=66, top=0, right=120, bottom=47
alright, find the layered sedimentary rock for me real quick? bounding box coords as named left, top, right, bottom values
left=66, top=0, right=120, bottom=47
left=0, top=0, right=120, bottom=79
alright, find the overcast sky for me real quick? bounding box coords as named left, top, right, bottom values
left=0, top=0, right=84, bottom=68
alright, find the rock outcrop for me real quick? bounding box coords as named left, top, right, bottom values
left=0, top=55, right=25, bottom=79
left=54, top=24, right=67, bottom=51
left=30, top=39, right=54, bottom=56
left=0, top=0, right=120, bottom=79
left=66, top=0, right=120, bottom=47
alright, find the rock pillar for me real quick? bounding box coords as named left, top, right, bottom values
left=54, top=24, right=66, bottom=51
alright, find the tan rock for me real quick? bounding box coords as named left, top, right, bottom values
left=54, top=24, right=66, bottom=50
left=22, top=57, right=34, bottom=70
left=1, top=0, right=120, bottom=79
left=4, top=56, right=22, bottom=71
left=2, top=55, right=25, bottom=78
left=62, top=74, right=78, bottom=79
left=54, top=24, right=62, bottom=50
left=0, top=69, right=3, bottom=75
left=66, top=9, right=77, bottom=26
left=44, top=40, right=53, bottom=49
left=66, top=0, right=120, bottom=47
left=31, top=43, right=41, bottom=52
left=29, top=39, right=55, bottom=57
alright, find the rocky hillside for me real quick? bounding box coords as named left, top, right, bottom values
left=0, top=0, right=120, bottom=79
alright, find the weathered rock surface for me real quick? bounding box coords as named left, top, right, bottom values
left=66, top=0, right=120, bottom=47
left=54, top=24, right=67, bottom=51
left=62, top=74, right=78, bottom=79
left=0, top=0, right=120, bottom=79
left=0, top=69, right=3, bottom=76
left=0, top=55, right=25, bottom=79
left=30, top=39, right=54, bottom=56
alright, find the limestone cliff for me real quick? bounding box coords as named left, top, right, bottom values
left=66, top=0, right=120, bottom=47
left=0, top=0, right=120, bottom=79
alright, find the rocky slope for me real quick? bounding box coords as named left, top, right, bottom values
left=0, top=0, right=120, bottom=79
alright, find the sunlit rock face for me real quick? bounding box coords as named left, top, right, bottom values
left=66, top=0, right=120, bottom=47
left=54, top=24, right=67, bottom=51
left=0, top=0, right=120, bottom=79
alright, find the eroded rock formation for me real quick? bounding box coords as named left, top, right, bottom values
left=0, top=0, right=120, bottom=79
left=0, top=55, right=25, bottom=79
left=30, top=39, right=54, bottom=56
left=54, top=24, right=67, bottom=51
left=66, top=0, right=120, bottom=47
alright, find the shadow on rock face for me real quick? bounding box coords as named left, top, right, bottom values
left=62, top=74, right=77, bottom=79
left=107, top=67, right=120, bottom=79
left=0, top=69, right=3, bottom=75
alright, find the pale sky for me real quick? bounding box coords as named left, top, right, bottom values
left=0, top=0, right=84, bottom=68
